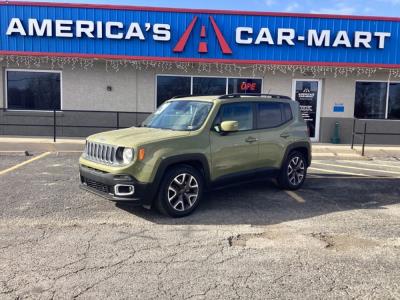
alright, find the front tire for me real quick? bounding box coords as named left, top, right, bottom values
left=277, top=151, right=307, bottom=190
left=156, top=165, right=204, bottom=218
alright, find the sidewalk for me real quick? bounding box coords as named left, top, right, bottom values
left=0, top=136, right=399, bottom=160
left=0, top=136, right=85, bottom=153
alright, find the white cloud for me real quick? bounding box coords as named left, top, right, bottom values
left=264, top=0, right=276, bottom=6
left=363, top=7, right=373, bottom=13
left=285, top=2, right=300, bottom=12
left=379, top=0, right=400, bottom=4
left=310, top=2, right=356, bottom=15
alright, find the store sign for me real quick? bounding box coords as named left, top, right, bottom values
left=235, top=28, right=390, bottom=49
left=5, top=17, right=392, bottom=50
left=6, top=18, right=172, bottom=41
left=1, top=3, right=400, bottom=66
left=240, top=82, right=257, bottom=92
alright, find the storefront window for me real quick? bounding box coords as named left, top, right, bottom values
left=354, top=81, right=400, bottom=120
left=388, top=83, right=400, bottom=119
left=7, top=70, right=61, bottom=110
left=228, top=78, right=262, bottom=94
left=192, top=77, right=226, bottom=96
left=156, top=75, right=191, bottom=107
left=354, top=82, right=387, bottom=119
left=156, top=75, right=263, bottom=107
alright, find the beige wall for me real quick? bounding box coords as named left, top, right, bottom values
left=1, top=60, right=396, bottom=131
left=320, top=71, right=392, bottom=119
left=62, top=61, right=156, bottom=112
left=1, top=59, right=399, bottom=143
left=262, top=73, right=292, bottom=96
left=0, top=61, right=156, bottom=113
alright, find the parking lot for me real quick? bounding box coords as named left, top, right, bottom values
left=1, top=152, right=400, bottom=299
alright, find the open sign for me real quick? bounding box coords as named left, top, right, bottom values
left=240, top=82, right=257, bottom=91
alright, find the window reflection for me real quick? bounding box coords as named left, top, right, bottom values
left=7, top=71, right=61, bottom=110
left=354, top=82, right=387, bottom=119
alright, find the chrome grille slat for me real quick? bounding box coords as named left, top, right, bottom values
left=85, top=142, right=118, bottom=165
left=96, top=144, right=100, bottom=161
left=94, top=144, right=98, bottom=160
left=106, top=146, right=111, bottom=162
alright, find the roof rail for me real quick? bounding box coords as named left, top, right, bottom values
left=218, top=93, right=292, bottom=100
left=172, top=94, right=193, bottom=99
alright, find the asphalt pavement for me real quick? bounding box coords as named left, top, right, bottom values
left=0, top=152, right=399, bottom=299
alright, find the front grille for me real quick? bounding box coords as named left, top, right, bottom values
left=85, top=141, right=118, bottom=164
left=83, top=177, right=111, bottom=194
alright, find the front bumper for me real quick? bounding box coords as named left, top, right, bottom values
left=79, top=164, right=152, bottom=205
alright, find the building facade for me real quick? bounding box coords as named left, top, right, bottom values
left=0, top=1, right=400, bottom=144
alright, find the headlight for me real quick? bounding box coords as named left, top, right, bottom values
left=122, top=148, right=134, bottom=164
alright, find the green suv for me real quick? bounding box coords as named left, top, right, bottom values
left=79, top=94, right=311, bottom=217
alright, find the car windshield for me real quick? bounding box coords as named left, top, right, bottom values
left=142, top=101, right=213, bottom=131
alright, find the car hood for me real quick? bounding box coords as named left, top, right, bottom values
left=87, top=127, right=191, bottom=147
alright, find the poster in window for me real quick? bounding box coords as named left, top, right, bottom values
left=295, top=81, right=319, bottom=138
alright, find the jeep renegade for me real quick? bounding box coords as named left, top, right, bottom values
left=79, top=94, right=311, bottom=217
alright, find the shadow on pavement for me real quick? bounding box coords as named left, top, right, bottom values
left=116, top=176, right=400, bottom=226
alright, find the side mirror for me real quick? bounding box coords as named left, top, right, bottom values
left=220, top=121, right=239, bottom=133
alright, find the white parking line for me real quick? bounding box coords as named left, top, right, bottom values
left=309, top=167, right=372, bottom=177
left=309, top=176, right=400, bottom=179
left=313, top=162, right=400, bottom=176
left=338, top=160, right=400, bottom=170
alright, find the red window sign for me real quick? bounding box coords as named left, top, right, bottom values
left=240, top=82, right=257, bottom=91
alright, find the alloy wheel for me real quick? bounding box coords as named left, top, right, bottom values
left=287, top=156, right=305, bottom=186
left=167, top=173, right=199, bottom=212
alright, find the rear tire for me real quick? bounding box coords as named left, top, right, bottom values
left=156, top=165, right=204, bottom=218
left=277, top=151, right=307, bottom=190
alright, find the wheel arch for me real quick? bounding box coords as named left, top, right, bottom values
left=148, top=154, right=211, bottom=206
left=283, top=142, right=312, bottom=167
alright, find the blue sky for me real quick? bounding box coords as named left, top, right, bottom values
left=26, top=0, right=400, bottom=17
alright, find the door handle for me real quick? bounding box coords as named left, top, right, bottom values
left=245, top=136, right=258, bottom=143
left=280, top=132, right=291, bottom=139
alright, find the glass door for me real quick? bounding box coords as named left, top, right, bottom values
left=292, top=79, right=322, bottom=142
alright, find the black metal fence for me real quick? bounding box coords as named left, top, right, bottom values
left=351, top=118, right=400, bottom=156
left=0, top=108, right=152, bottom=142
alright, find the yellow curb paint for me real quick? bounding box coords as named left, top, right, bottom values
left=313, top=161, right=400, bottom=175
left=285, top=191, right=306, bottom=204
left=0, top=152, right=51, bottom=175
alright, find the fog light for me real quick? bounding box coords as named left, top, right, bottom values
left=114, top=184, right=135, bottom=196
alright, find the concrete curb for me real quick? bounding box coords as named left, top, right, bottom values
left=0, top=137, right=85, bottom=152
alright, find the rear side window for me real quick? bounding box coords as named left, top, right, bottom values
left=283, top=103, right=293, bottom=122
left=257, top=102, right=293, bottom=129
left=215, top=102, right=254, bottom=131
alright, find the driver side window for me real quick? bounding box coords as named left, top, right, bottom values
left=214, top=103, right=254, bottom=131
